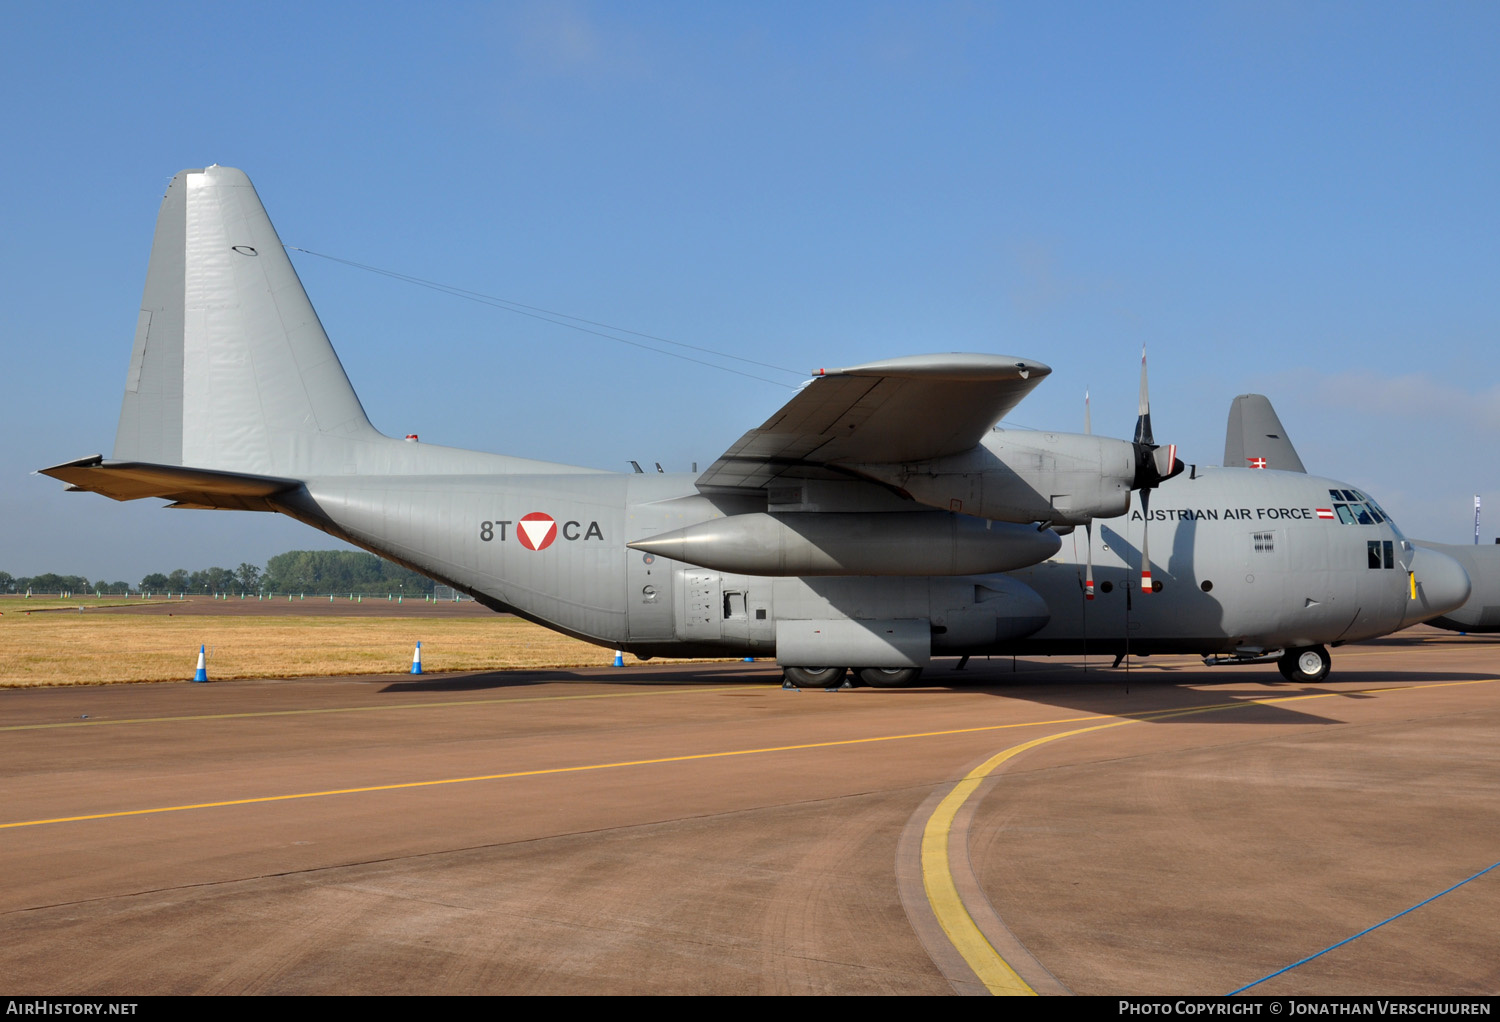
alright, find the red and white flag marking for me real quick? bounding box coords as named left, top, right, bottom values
left=517, top=512, right=558, bottom=551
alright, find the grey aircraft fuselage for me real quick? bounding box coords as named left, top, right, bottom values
left=1407, top=542, right=1500, bottom=633
left=1010, top=468, right=1445, bottom=655
left=275, top=453, right=1453, bottom=662
left=278, top=467, right=1054, bottom=659
left=1222, top=391, right=1500, bottom=637
left=41, top=166, right=1473, bottom=686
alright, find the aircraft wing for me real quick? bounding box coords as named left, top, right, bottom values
left=695, top=354, right=1051, bottom=493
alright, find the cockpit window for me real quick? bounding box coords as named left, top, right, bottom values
left=1328, top=488, right=1385, bottom=527
left=1328, top=487, right=1406, bottom=539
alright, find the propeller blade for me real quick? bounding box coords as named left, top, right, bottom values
left=1134, top=345, right=1153, bottom=447
left=1140, top=488, right=1154, bottom=593
left=1084, top=521, right=1095, bottom=600
left=1129, top=348, right=1184, bottom=490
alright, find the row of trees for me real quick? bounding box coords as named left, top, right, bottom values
left=0, top=572, right=130, bottom=595
left=1, top=551, right=436, bottom=597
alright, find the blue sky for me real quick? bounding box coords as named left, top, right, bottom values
left=3, top=2, right=1497, bottom=581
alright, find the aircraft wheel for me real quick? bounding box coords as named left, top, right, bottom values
left=854, top=666, right=924, bottom=688
left=1277, top=645, right=1331, bottom=683
left=782, top=666, right=845, bottom=688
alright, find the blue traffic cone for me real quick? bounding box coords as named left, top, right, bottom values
left=613, top=649, right=624, bottom=667
left=410, top=641, right=423, bottom=675
left=193, top=645, right=208, bottom=683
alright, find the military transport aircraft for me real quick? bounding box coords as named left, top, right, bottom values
left=1224, top=393, right=1500, bottom=635
left=40, top=167, right=1472, bottom=688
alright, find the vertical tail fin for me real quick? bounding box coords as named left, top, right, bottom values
left=44, top=166, right=601, bottom=501
left=1223, top=394, right=1307, bottom=472
left=114, top=166, right=380, bottom=475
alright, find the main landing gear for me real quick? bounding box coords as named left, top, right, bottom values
left=780, top=666, right=925, bottom=689
left=781, top=666, right=846, bottom=689
left=853, top=667, right=924, bottom=687
left=1276, top=645, right=1331, bottom=683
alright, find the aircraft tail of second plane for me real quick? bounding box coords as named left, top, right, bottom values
left=1223, top=394, right=1306, bottom=472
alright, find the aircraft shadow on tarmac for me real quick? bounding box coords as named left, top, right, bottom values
left=869, top=658, right=1500, bottom=726
left=374, top=654, right=1495, bottom=729
left=377, top=664, right=779, bottom=693
left=1360, top=630, right=1495, bottom=648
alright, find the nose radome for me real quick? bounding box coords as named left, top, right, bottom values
left=1402, top=546, right=1473, bottom=627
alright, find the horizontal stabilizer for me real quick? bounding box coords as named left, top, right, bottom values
left=39, top=455, right=298, bottom=511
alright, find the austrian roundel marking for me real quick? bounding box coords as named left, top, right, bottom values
left=517, top=512, right=558, bottom=551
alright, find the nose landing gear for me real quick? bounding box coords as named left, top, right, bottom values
left=1277, top=645, right=1331, bottom=683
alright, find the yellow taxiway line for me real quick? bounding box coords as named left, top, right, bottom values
left=918, top=676, right=1499, bottom=996
left=1, top=711, right=1119, bottom=830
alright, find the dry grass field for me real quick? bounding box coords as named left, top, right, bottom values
left=0, top=597, right=671, bottom=687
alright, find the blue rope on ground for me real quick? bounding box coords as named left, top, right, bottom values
left=1228, top=860, right=1500, bottom=995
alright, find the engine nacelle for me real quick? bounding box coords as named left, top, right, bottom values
left=850, top=431, right=1137, bottom=526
